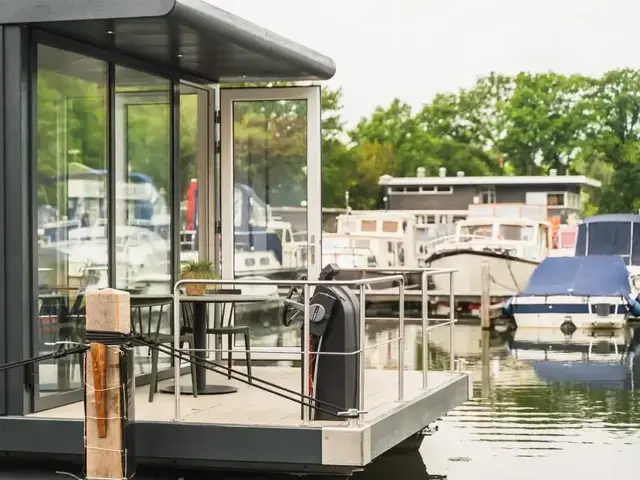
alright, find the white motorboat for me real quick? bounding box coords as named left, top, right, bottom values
left=422, top=204, right=551, bottom=312
left=504, top=255, right=640, bottom=329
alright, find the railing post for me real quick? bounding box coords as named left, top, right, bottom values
left=421, top=271, right=429, bottom=389
left=85, top=288, right=134, bottom=480
left=302, top=283, right=311, bottom=424
left=449, top=270, right=455, bottom=373
left=173, top=285, right=181, bottom=421
left=398, top=279, right=405, bottom=401
left=358, top=283, right=366, bottom=421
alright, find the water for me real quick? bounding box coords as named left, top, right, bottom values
left=390, top=322, right=640, bottom=480
left=214, top=321, right=640, bottom=479
left=11, top=322, right=640, bottom=479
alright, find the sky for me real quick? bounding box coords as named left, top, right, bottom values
left=212, top=0, right=640, bottom=128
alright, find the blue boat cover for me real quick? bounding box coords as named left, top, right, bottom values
left=521, top=255, right=631, bottom=297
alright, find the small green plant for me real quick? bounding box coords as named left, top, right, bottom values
left=180, top=260, right=218, bottom=295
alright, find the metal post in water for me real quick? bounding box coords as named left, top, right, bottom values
left=173, top=286, right=181, bottom=421
left=359, top=283, right=366, bottom=421
left=421, top=271, right=429, bottom=389
left=398, top=279, right=405, bottom=402
left=302, top=284, right=311, bottom=424
left=449, top=271, right=455, bottom=373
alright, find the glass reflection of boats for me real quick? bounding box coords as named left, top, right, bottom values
left=508, top=326, right=640, bottom=389
left=504, top=255, right=640, bottom=329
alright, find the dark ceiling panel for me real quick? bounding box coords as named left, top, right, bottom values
left=7, top=0, right=336, bottom=83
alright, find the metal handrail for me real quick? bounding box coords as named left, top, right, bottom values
left=177, top=335, right=402, bottom=356
left=421, top=268, right=456, bottom=389
left=172, top=275, right=405, bottom=423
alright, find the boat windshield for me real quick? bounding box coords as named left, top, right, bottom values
left=498, top=224, right=535, bottom=242
left=458, top=223, right=535, bottom=242
left=576, top=221, right=640, bottom=265
left=458, top=224, right=493, bottom=240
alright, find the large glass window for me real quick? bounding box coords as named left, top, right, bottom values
left=114, top=67, right=172, bottom=376
left=231, top=98, right=309, bottom=348
left=114, top=67, right=171, bottom=293
left=179, top=85, right=205, bottom=268
left=36, top=45, right=107, bottom=396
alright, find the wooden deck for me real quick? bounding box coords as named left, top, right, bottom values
left=30, top=366, right=458, bottom=427
left=10, top=364, right=471, bottom=472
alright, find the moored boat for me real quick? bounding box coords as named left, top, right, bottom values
left=504, top=255, right=640, bottom=329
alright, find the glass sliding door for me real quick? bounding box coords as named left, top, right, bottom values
left=220, top=87, right=322, bottom=357
left=114, top=68, right=172, bottom=377
left=34, top=44, right=108, bottom=407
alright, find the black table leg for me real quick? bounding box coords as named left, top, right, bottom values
left=161, top=301, right=237, bottom=395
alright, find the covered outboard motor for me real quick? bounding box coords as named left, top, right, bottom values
left=282, top=264, right=360, bottom=421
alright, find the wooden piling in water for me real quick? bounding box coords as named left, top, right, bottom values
left=84, top=288, right=135, bottom=480
left=480, top=261, right=491, bottom=330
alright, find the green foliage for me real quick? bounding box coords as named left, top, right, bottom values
left=36, top=68, right=640, bottom=216
left=180, top=260, right=218, bottom=279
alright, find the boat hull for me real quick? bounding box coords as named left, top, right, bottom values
left=426, top=250, right=538, bottom=299
left=511, top=295, right=628, bottom=329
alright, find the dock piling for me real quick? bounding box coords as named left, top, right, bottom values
left=480, top=261, right=491, bottom=330
left=85, top=288, right=135, bottom=480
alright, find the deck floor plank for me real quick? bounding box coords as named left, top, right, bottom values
left=29, top=366, right=457, bottom=427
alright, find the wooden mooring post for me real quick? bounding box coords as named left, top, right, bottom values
left=85, top=288, right=136, bottom=480
left=480, top=260, right=491, bottom=330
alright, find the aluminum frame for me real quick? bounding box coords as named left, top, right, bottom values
left=219, top=86, right=322, bottom=359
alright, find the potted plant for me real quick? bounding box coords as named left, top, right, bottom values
left=180, top=260, right=218, bottom=296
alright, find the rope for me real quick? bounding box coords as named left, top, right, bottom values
left=0, top=330, right=353, bottom=418
left=132, top=336, right=349, bottom=418
left=0, top=345, right=89, bottom=373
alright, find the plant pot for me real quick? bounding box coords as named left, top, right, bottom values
left=181, top=272, right=209, bottom=296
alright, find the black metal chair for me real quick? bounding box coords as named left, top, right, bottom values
left=130, top=296, right=197, bottom=402
left=181, top=290, right=252, bottom=381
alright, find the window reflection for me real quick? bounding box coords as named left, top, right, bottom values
left=232, top=99, right=309, bottom=348
left=114, top=67, right=171, bottom=294
left=114, top=67, right=172, bottom=376
left=36, top=45, right=107, bottom=395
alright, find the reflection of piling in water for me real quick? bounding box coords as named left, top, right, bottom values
left=480, top=260, right=491, bottom=330
left=481, top=329, right=491, bottom=398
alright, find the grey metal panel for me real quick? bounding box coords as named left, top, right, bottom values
left=0, top=25, right=5, bottom=416
left=0, top=416, right=324, bottom=466
left=12, top=0, right=335, bottom=81
left=0, top=0, right=176, bottom=23
left=2, top=26, right=32, bottom=416
left=368, top=374, right=470, bottom=462
left=171, top=0, right=336, bottom=81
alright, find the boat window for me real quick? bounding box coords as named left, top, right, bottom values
left=284, top=229, right=292, bottom=243
left=583, top=221, right=631, bottom=263
left=632, top=225, right=640, bottom=265
left=459, top=224, right=493, bottom=240
left=259, top=257, right=270, bottom=266
left=245, top=258, right=256, bottom=267
left=498, top=224, right=535, bottom=241
left=575, top=224, right=586, bottom=255
left=361, top=220, right=377, bottom=232
left=382, top=221, right=398, bottom=233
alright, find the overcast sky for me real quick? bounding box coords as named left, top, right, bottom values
left=212, top=0, right=640, bottom=127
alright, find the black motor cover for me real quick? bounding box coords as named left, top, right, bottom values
left=304, top=283, right=360, bottom=421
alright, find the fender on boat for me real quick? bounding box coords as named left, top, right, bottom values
left=502, top=296, right=514, bottom=317
left=627, top=294, right=640, bottom=317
